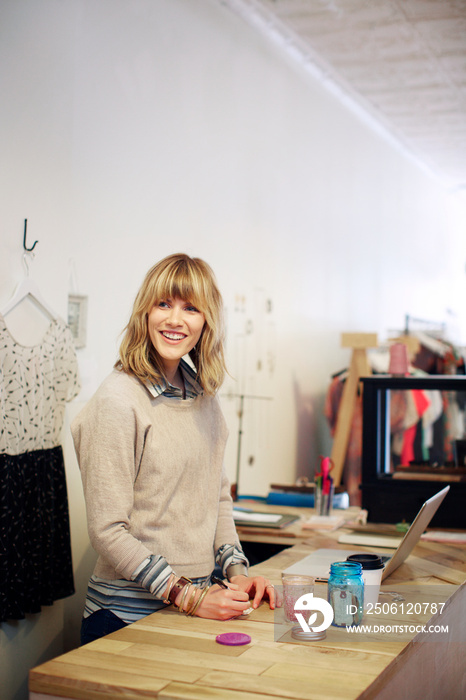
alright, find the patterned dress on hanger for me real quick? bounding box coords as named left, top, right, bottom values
left=0, top=314, right=81, bottom=622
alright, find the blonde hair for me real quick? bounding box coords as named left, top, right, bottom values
left=116, top=254, right=226, bottom=395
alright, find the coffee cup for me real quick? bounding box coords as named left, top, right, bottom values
left=346, top=554, right=384, bottom=609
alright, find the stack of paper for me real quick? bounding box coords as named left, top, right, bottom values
left=232, top=509, right=299, bottom=529
left=233, top=510, right=283, bottom=525
left=420, top=531, right=466, bottom=544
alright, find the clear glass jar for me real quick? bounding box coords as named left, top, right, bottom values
left=328, top=561, right=364, bottom=627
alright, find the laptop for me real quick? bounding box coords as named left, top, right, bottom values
left=283, top=486, right=450, bottom=582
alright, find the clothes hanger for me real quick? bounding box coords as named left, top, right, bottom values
left=1, top=220, right=58, bottom=320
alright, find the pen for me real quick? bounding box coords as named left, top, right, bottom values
left=211, top=575, right=229, bottom=589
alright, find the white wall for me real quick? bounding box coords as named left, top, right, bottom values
left=1, top=1, right=465, bottom=698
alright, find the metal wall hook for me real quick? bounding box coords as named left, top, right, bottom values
left=23, top=219, right=38, bottom=252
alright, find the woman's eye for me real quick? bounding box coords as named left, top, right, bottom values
left=186, top=304, right=199, bottom=313
left=158, top=301, right=169, bottom=308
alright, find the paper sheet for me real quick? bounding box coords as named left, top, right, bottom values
left=233, top=510, right=283, bottom=524
left=421, top=531, right=466, bottom=544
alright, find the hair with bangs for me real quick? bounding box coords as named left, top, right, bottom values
left=116, top=253, right=226, bottom=395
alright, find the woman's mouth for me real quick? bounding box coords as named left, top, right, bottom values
left=161, top=331, right=186, bottom=341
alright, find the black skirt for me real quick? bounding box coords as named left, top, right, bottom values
left=0, top=445, right=75, bottom=622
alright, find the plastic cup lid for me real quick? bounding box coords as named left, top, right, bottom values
left=216, top=632, right=251, bottom=646
left=346, top=553, right=384, bottom=570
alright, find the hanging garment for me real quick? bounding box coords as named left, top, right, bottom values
left=400, top=390, right=431, bottom=465
left=0, top=314, right=80, bottom=621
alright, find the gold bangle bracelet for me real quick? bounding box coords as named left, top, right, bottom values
left=186, top=587, right=202, bottom=616
left=189, top=586, right=210, bottom=617
left=185, top=586, right=198, bottom=615
left=177, top=583, right=191, bottom=612
left=190, top=586, right=209, bottom=617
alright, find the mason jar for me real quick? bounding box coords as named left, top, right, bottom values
left=328, top=561, right=364, bottom=627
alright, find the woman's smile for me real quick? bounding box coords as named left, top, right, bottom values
left=161, top=331, right=187, bottom=341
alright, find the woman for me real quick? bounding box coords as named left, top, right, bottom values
left=72, top=253, right=277, bottom=644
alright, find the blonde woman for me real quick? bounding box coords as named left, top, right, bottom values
left=72, top=254, right=277, bottom=644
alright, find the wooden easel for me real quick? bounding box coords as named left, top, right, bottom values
left=330, top=332, right=378, bottom=486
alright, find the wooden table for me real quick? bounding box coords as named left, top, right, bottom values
left=29, top=527, right=466, bottom=700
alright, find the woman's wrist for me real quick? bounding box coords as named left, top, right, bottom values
left=173, top=583, right=211, bottom=616
left=168, top=576, right=193, bottom=605
left=226, top=563, right=248, bottom=581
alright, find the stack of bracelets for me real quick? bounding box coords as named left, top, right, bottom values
left=164, top=575, right=210, bottom=616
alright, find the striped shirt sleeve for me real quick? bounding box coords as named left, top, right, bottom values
left=131, top=554, right=172, bottom=598
left=216, top=543, right=249, bottom=576
left=131, top=543, right=249, bottom=598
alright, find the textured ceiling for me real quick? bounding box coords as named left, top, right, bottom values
left=222, top=0, right=466, bottom=190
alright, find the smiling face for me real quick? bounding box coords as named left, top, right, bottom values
left=148, top=296, right=205, bottom=380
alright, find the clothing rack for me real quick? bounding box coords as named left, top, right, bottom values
left=404, top=314, right=446, bottom=338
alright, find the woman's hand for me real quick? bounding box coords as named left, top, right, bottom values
left=229, top=574, right=281, bottom=610
left=195, top=582, right=250, bottom=620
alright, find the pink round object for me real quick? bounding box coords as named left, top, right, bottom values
left=389, top=343, right=409, bottom=375
left=215, top=632, right=251, bottom=646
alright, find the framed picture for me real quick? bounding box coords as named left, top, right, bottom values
left=67, top=294, right=88, bottom=348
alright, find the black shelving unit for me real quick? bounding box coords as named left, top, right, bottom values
left=361, top=375, right=466, bottom=529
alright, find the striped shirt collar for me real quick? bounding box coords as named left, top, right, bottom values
left=146, top=358, right=203, bottom=399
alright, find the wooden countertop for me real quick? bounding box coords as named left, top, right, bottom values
left=29, top=503, right=466, bottom=700
left=29, top=529, right=466, bottom=700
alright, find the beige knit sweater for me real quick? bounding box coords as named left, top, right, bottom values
left=71, top=369, right=240, bottom=581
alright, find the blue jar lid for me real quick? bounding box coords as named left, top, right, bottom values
left=329, top=561, right=363, bottom=575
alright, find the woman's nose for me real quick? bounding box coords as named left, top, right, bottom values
left=167, top=305, right=182, bottom=325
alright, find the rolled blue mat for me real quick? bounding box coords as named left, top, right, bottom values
left=266, top=491, right=349, bottom=509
